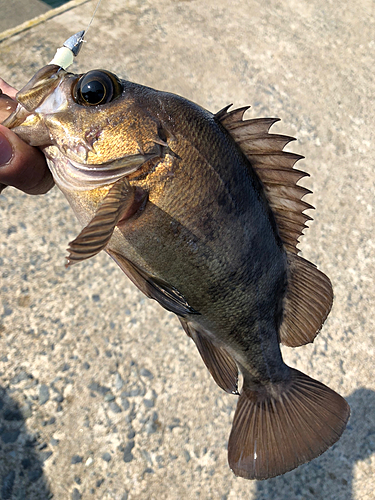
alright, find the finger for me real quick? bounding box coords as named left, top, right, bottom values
left=0, top=124, right=54, bottom=195
left=0, top=92, right=17, bottom=123
left=0, top=78, right=17, bottom=99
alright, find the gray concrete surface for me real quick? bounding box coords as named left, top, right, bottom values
left=0, top=0, right=48, bottom=32
left=0, top=0, right=72, bottom=33
left=0, top=0, right=374, bottom=499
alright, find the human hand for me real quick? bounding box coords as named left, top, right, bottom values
left=0, top=78, right=54, bottom=195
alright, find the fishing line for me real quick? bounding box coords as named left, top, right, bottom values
left=84, top=0, right=104, bottom=39
left=49, top=0, right=104, bottom=69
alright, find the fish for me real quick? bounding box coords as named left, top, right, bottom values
left=2, top=33, right=350, bottom=480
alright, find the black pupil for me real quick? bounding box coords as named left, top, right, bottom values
left=81, top=80, right=106, bottom=104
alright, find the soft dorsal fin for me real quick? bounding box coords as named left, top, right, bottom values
left=215, top=105, right=312, bottom=255
left=279, top=253, right=333, bottom=346
left=216, top=105, right=333, bottom=346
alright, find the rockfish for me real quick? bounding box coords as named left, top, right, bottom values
left=3, top=33, right=349, bottom=480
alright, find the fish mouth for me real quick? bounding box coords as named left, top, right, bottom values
left=45, top=149, right=157, bottom=191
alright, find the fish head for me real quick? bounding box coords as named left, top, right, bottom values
left=3, top=65, right=164, bottom=193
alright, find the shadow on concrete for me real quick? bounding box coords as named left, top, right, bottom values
left=253, top=388, right=375, bottom=500
left=0, top=386, right=52, bottom=500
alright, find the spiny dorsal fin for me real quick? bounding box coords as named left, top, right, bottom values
left=215, top=105, right=250, bottom=126
left=216, top=106, right=333, bottom=346
left=215, top=105, right=312, bottom=254
left=279, top=253, right=333, bottom=347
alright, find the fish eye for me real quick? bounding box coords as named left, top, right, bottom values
left=74, top=70, right=122, bottom=106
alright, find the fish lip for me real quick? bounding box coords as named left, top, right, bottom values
left=117, top=185, right=148, bottom=225
left=45, top=151, right=146, bottom=191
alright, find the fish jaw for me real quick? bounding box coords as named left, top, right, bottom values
left=3, top=66, right=164, bottom=170
left=3, top=108, right=52, bottom=147
left=3, top=64, right=69, bottom=147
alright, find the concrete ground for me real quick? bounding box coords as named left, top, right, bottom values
left=0, top=0, right=73, bottom=33
left=0, top=0, right=374, bottom=499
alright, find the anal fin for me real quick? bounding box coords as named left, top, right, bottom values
left=109, top=250, right=238, bottom=392
left=180, top=319, right=239, bottom=394
left=280, top=253, right=333, bottom=347
left=228, top=368, right=350, bottom=480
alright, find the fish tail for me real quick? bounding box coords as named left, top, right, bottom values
left=228, top=367, right=350, bottom=480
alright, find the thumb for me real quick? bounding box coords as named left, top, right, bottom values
left=0, top=124, right=54, bottom=195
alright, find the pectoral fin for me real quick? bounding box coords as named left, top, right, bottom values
left=107, top=250, right=198, bottom=317
left=66, top=177, right=144, bottom=267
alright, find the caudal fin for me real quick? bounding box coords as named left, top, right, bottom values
left=228, top=368, right=350, bottom=480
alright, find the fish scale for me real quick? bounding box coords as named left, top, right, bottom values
left=1, top=31, right=349, bottom=480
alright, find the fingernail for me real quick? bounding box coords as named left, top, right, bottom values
left=0, top=130, right=13, bottom=166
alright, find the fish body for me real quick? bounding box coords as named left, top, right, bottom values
left=3, top=63, right=349, bottom=480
